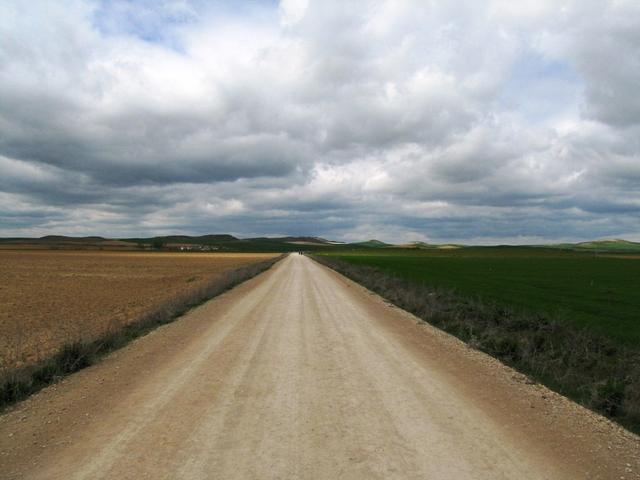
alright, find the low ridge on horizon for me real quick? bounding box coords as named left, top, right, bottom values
left=1, top=234, right=639, bottom=252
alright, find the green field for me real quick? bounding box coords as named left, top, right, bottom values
left=320, top=248, right=640, bottom=344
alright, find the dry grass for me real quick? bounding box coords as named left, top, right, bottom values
left=0, top=251, right=277, bottom=370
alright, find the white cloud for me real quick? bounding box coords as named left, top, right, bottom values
left=279, top=0, right=309, bottom=26
left=0, top=0, right=638, bottom=242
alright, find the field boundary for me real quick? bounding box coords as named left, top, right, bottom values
left=310, top=254, right=640, bottom=434
left=0, top=254, right=285, bottom=411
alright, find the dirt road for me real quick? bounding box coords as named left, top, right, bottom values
left=1, top=254, right=639, bottom=479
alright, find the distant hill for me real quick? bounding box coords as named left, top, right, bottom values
left=0, top=234, right=332, bottom=252
left=347, top=239, right=392, bottom=248
left=124, top=234, right=238, bottom=245
left=575, top=239, right=640, bottom=251
left=0, top=235, right=389, bottom=251
left=40, top=235, right=107, bottom=242
left=0, top=236, right=138, bottom=250
left=401, top=241, right=434, bottom=249
left=272, top=236, right=336, bottom=245
left=123, top=234, right=343, bottom=252
left=400, top=241, right=462, bottom=250
left=548, top=239, right=640, bottom=252
left=3, top=235, right=638, bottom=253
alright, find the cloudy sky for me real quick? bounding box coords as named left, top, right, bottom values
left=1, top=0, right=639, bottom=243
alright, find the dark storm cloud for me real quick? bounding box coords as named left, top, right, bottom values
left=0, top=0, right=639, bottom=242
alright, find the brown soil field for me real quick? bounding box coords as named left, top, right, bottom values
left=0, top=251, right=277, bottom=370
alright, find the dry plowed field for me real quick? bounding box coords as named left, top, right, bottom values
left=0, top=251, right=276, bottom=370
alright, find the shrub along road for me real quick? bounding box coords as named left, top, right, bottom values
left=0, top=254, right=638, bottom=479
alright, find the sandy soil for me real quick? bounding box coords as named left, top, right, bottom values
left=0, top=251, right=277, bottom=368
left=0, top=254, right=638, bottom=479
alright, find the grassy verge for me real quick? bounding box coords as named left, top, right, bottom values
left=311, top=255, right=640, bottom=434
left=0, top=255, right=284, bottom=411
